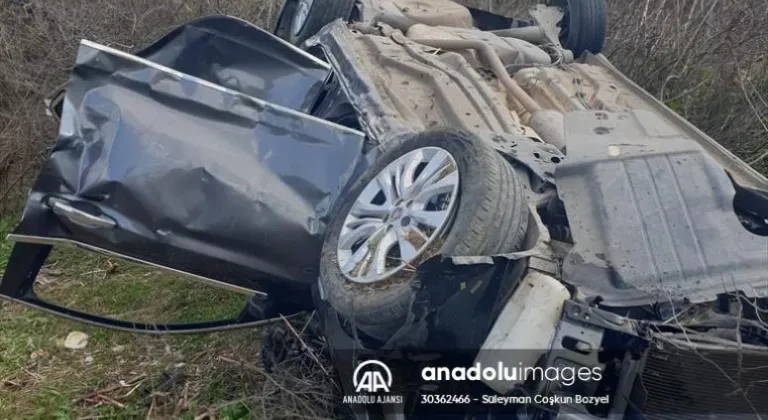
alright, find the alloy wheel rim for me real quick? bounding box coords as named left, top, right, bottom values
left=292, top=0, right=314, bottom=36
left=337, top=147, right=460, bottom=284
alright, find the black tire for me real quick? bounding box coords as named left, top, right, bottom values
left=548, top=0, right=607, bottom=57
left=274, top=0, right=356, bottom=46
left=318, top=130, right=529, bottom=327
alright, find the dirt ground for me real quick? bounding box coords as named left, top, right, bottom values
left=0, top=0, right=767, bottom=418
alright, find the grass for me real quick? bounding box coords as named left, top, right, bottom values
left=0, top=214, right=282, bottom=419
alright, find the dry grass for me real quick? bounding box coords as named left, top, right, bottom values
left=0, top=217, right=339, bottom=419
left=604, top=0, right=768, bottom=173
left=0, top=300, right=339, bottom=419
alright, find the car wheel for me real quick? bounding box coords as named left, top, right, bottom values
left=318, top=130, right=530, bottom=329
left=274, top=0, right=356, bottom=46
left=548, top=0, right=607, bottom=57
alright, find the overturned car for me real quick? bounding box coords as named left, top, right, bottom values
left=3, top=0, right=768, bottom=418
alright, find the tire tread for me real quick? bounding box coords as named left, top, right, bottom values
left=319, top=130, right=529, bottom=329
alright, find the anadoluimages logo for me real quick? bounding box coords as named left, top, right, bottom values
left=344, top=360, right=404, bottom=404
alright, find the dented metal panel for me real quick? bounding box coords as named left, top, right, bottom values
left=134, top=15, right=331, bottom=112
left=8, top=40, right=367, bottom=295
left=556, top=110, right=768, bottom=307
left=312, top=21, right=533, bottom=139
left=311, top=21, right=564, bottom=184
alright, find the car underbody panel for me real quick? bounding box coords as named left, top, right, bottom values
left=309, top=20, right=565, bottom=187
left=558, top=110, right=768, bottom=306
left=309, top=20, right=544, bottom=140
left=514, top=53, right=768, bottom=192
left=311, top=19, right=768, bottom=307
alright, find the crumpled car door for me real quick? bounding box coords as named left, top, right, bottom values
left=45, top=15, right=332, bottom=119
left=1, top=30, right=367, bottom=332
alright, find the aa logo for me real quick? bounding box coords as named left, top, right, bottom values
left=353, top=360, right=392, bottom=393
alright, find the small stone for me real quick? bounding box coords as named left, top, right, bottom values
left=84, top=356, right=94, bottom=364
left=111, top=345, right=125, bottom=353
left=63, top=331, right=89, bottom=349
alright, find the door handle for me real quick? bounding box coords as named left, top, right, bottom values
left=48, top=197, right=117, bottom=229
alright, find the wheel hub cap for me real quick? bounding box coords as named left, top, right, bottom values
left=337, top=147, right=460, bottom=284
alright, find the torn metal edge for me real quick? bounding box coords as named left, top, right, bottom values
left=78, top=39, right=363, bottom=137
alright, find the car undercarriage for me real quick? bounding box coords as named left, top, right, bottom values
left=2, top=1, right=768, bottom=418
